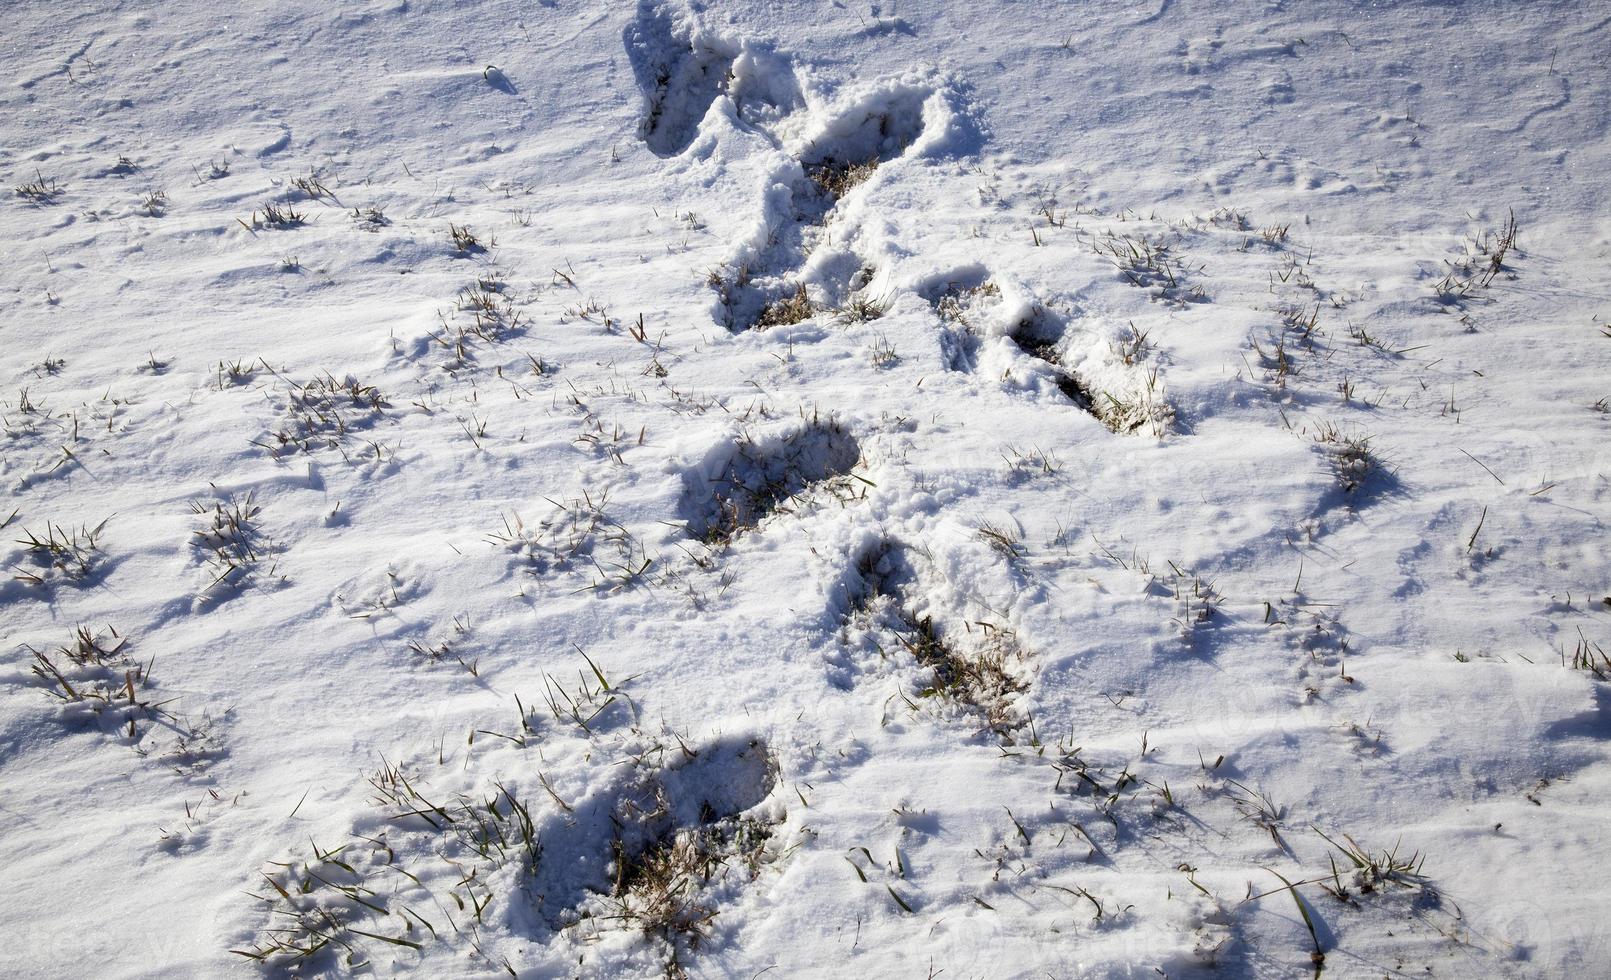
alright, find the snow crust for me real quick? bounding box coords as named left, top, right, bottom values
left=2, top=0, right=1610, bottom=976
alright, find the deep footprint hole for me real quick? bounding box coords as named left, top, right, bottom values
left=626, top=4, right=736, bottom=157
left=845, top=538, right=1030, bottom=736
left=1009, top=308, right=1099, bottom=412
left=683, top=420, right=863, bottom=544
left=530, top=737, right=780, bottom=937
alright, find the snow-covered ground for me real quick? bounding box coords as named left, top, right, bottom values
left=3, top=0, right=1609, bottom=976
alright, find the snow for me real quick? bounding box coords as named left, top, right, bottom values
left=2, top=0, right=1610, bottom=976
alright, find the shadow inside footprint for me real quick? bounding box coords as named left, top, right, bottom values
left=625, top=3, right=735, bottom=157
left=680, top=421, right=863, bottom=544
left=796, top=85, right=930, bottom=217
left=528, top=736, right=778, bottom=928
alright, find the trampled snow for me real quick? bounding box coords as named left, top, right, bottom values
left=2, top=1, right=1609, bottom=976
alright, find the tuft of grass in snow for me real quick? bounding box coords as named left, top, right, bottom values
left=933, top=278, right=1000, bottom=330
left=1024, top=333, right=1171, bottom=435
left=754, top=283, right=816, bottom=328
left=1312, top=421, right=1378, bottom=497
left=491, top=492, right=657, bottom=595
left=1250, top=331, right=1298, bottom=390
left=1566, top=629, right=1609, bottom=681
left=289, top=171, right=333, bottom=200
left=350, top=206, right=388, bottom=231
left=1089, top=230, right=1206, bottom=304
left=406, top=615, right=478, bottom=676
left=24, top=625, right=165, bottom=744
left=449, top=223, right=490, bottom=254
left=1276, top=304, right=1323, bottom=346
left=1433, top=209, right=1518, bottom=305
left=835, top=293, right=891, bottom=325
left=190, top=493, right=281, bottom=598
left=974, top=518, right=1025, bottom=563
left=421, top=277, right=531, bottom=371
left=806, top=156, right=880, bottom=202
left=1166, top=561, right=1221, bottom=643
left=1312, top=826, right=1433, bottom=898
left=246, top=202, right=306, bottom=229
left=253, top=372, right=391, bottom=460
left=703, top=265, right=748, bottom=312
left=539, top=648, right=636, bottom=736
left=9, top=518, right=108, bottom=589
left=235, top=762, right=539, bottom=971
left=453, top=278, right=526, bottom=341
left=1109, top=322, right=1154, bottom=366
left=1000, top=443, right=1061, bottom=480
left=214, top=358, right=261, bottom=389
left=866, top=332, right=899, bottom=368
left=14, top=170, right=63, bottom=202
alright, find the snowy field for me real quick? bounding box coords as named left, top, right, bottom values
left=2, top=0, right=1610, bottom=976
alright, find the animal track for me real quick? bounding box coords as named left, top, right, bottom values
left=922, top=272, right=1106, bottom=419
left=796, top=85, right=930, bottom=208
left=840, top=538, right=1031, bottom=739
left=625, top=3, right=736, bottom=158
left=1012, top=310, right=1174, bottom=434
left=1006, top=305, right=1101, bottom=413
left=924, top=270, right=1173, bottom=435
left=714, top=83, right=932, bottom=330
left=239, top=736, right=778, bottom=972
left=682, top=419, right=864, bottom=543
left=531, top=736, right=779, bottom=927
left=922, top=267, right=994, bottom=371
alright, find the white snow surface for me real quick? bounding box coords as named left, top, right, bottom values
left=2, top=0, right=1610, bottom=977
